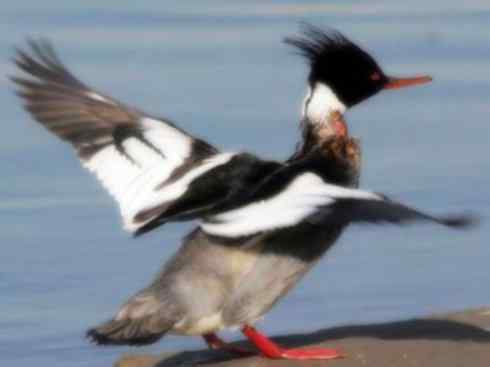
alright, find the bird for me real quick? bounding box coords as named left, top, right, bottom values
left=11, top=26, right=472, bottom=360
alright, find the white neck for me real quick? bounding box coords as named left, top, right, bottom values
left=302, top=83, right=346, bottom=124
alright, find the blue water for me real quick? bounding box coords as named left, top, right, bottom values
left=1, top=1, right=489, bottom=366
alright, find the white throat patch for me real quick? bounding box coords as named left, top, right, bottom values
left=303, top=83, right=346, bottom=124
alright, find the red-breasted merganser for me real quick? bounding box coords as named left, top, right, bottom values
left=12, top=26, right=473, bottom=360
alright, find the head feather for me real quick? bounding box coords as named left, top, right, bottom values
left=284, top=24, right=386, bottom=107
left=284, top=24, right=360, bottom=66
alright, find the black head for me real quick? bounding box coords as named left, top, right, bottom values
left=285, top=24, right=431, bottom=108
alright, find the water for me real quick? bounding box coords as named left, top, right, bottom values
left=1, top=1, right=489, bottom=366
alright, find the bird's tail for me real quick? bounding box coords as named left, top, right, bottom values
left=87, top=294, right=178, bottom=346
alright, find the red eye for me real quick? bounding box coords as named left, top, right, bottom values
left=370, top=72, right=381, bottom=81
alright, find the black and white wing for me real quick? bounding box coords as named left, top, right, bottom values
left=201, top=171, right=474, bottom=238
left=12, top=40, right=240, bottom=234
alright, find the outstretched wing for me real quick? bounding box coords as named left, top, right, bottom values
left=12, top=39, right=236, bottom=234
left=201, top=172, right=475, bottom=238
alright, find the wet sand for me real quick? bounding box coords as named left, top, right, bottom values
left=114, top=307, right=490, bottom=366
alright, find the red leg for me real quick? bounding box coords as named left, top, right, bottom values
left=241, top=325, right=344, bottom=360
left=203, top=333, right=255, bottom=357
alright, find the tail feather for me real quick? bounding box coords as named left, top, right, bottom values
left=87, top=317, right=170, bottom=346
left=87, top=293, right=179, bottom=346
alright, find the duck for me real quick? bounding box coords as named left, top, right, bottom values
left=12, top=25, right=472, bottom=360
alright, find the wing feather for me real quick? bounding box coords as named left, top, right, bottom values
left=12, top=39, right=232, bottom=234
left=201, top=172, right=475, bottom=238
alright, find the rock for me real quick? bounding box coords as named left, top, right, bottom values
left=114, top=307, right=490, bottom=366
left=115, top=355, right=161, bottom=367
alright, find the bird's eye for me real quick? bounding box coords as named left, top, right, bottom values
left=370, top=72, right=381, bottom=81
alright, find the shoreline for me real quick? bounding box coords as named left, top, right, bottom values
left=115, top=307, right=490, bottom=366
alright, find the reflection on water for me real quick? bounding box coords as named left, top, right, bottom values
left=1, top=1, right=489, bottom=366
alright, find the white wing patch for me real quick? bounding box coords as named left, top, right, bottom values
left=201, top=173, right=381, bottom=238
left=82, top=116, right=233, bottom=232
left=123, top=152, right=235, bottom=232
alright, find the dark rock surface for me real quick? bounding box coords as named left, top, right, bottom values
left=114, top=308, right=490, bottom=366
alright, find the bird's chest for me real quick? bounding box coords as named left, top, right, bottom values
left=314, top=144, right=362, bottom=188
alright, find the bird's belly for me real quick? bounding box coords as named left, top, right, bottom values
left=164, top=225, right=344, bottom=334
left=221, top=224, right=345, bottom=326
left=163, top=230, right=267, bottom=335
left=171, top=312, right=226, bottom=336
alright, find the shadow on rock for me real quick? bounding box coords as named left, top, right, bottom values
left=273, top=317, right=490, bottom=348
left=116, top=349, right=243, bottom=367
left=153, top=349, right=248, bottom=367
left=117, top=316, right=490, bottom=366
